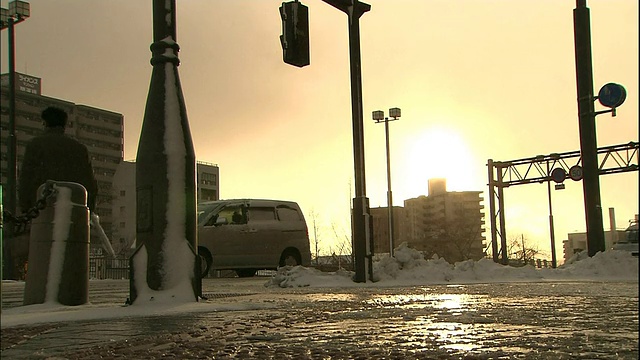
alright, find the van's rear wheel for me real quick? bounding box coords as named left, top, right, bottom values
left=198, top=247, right=212, bottom=278
left=280, top=249, right=301, bottom=267
left=236, top=269, right=257, bottom=277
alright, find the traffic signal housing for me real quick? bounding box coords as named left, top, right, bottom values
left=279, top=1, right=310, bottom=67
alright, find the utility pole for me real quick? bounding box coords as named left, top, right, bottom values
left=573, top=0, right=606, bottom=256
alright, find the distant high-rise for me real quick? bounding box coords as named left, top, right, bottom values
left=403, top=179, right=485, bottom=262
left=428, top=178, right=447, bottom=197
left=369, top=178, right=486, bottom=262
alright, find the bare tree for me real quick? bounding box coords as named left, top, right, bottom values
left=328, top=222, right=353, bottom=270
left=508, top=234, right=544, bottom=266
left=308, top=209, right=321, bottom=265
left=421, top=206, right=485, bottom=263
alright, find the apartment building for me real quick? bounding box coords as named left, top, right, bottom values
left=400, top=178, right=485, bottom=263
left=1, top=72, right=123, bottom=244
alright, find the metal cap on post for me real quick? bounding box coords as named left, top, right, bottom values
left=24, top=181, right=90, bottom=306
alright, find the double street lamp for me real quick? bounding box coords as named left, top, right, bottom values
left=372, top=107, right=400, bottom=257
left=1, top=0, right=31, bottom=280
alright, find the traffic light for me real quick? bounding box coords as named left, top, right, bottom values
left=279, top=1, right=310, bottom=67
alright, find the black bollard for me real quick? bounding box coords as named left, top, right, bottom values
left=23, top=182, right=89, bottom=306
left=129, top=0, right=200, bottom=304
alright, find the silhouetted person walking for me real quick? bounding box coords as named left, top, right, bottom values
left=19, top=106, right=98, bottom=212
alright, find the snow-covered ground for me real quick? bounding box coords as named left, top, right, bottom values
left=2, top=244, right=637, bottom=330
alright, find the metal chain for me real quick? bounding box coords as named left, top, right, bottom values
left=2, top=180, right=58, bottom=236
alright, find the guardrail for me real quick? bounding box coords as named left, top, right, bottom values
left=89, top=256, right=129, bottom=280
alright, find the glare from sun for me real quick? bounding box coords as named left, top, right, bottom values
left=396, top=126, right=476, bottom=198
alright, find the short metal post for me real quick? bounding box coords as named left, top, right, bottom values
left=24, top=182, right=90, bottom=306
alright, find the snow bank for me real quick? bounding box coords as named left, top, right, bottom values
left=267, top=242, right=638, bottom=288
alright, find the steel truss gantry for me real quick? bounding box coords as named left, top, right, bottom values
left=487, top=141, right=639, bottom=264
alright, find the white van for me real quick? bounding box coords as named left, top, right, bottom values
left=197, top=199, right=311, bottom=277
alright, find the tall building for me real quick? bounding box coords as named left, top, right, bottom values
left=1, top=72, right=124, bottom=246
left=111, top=161, right=220, bottom=255
left=196, top=161, right=219, bottom=202
left=401, top=178, right=485, bottom=263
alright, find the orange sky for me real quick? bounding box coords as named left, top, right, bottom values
left=2, top=0, right=638, bottom=257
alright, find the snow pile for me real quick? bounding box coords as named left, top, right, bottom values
left=267, top=242, right=638, bottom=288
left=543, top=249, right=639, bottom=281
left=265, top=266, right=354, bottom=288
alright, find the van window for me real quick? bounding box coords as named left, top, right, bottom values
left=277, top=206, right=301, bottom=221
left=250, top=207, right=276, bottom=221
left=208, top=204, right=246, bottom=226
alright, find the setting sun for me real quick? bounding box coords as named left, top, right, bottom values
left=396, top=126, right=478, bottom=199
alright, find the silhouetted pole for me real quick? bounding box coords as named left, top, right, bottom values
left=573, top=0, right=605, bottom=256
left=487, top=159, right=499, bottom=263
left=373, top=108, right=400, bottom=257
left=130, top=0, right=199, bottom=303
left=323, top=0, right=372, bottom=282
left=3, top=16, right=18, bottom=280
left=546, top=162, right=558, bottom=268
left=1, top=1, right=31, bottom=280
left=384, top=119, right=394, bottom=256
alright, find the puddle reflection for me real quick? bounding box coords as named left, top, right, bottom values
left=365, top=293, right=479, bottom=313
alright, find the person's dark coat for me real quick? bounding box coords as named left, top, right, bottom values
left=19, top=126, right=98, bottom=212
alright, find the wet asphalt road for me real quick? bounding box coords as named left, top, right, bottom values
left=1, top=278, right=638, bottom=359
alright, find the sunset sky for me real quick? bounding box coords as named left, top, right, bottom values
left=1, top=0, right=637, bottom=258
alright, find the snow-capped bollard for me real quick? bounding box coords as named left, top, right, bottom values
left=24, top=181, right=90, bottom=306
left=129, top=0, right=200, bottom=304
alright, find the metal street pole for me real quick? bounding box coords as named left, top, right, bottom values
left=3, top=16, right=18, bottom=280
left=546, top=162, right=558, bottom=268
left=322, top=0, right=372, bottom=282
left=573, top=0, right=605, bottom=256
left=487, top=159, right=499, bottom=263
left=373, top=108, right=400, bottom=257
left=1, top=0, right=31, bottom=280
left=384, top=119, right=395, bottom=257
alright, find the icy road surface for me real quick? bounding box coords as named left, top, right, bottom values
left=2, top=278, right=638, bottom=359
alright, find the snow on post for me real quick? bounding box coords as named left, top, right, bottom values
left=129, top=0, right=199, bottom=304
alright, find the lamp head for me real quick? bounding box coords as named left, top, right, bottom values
left=372, top=110, right=384, bottom=121
left=9, top=1, right=30, bottom=20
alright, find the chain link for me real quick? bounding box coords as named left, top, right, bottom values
left=2, top=180, right=58, bottom=236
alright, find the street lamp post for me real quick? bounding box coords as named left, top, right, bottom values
left=372, top=108, right=400, bottom=257
left=1, top=0, right=31, bottom=281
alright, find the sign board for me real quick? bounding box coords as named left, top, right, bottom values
left=550, top=168, right=566, bottom=183
left=598, top=83, right=626, bottom=108
left=569, top=165, right=584, bottom=181
left=0, top=72, right=41, bottom=95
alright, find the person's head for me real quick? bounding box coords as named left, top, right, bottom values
left=41, top=107, right=68, bottom=128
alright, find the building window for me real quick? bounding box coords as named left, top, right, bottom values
left=200, top=172, right=217, bottom=185
left=120, top=190, right=126, bottom=197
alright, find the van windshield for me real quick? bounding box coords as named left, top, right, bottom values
left=197, top=202, right=226, bottom=225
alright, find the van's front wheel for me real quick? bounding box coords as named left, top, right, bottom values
left=198, top=247, right=212, bottom=278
